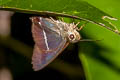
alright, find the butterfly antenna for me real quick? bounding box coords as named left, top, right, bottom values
left=79, top=39, right=103, bottom=42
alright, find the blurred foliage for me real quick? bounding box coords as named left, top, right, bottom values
left=79, top=0, right=120, bottom=80
left=0, top=0, right=120, bottom=80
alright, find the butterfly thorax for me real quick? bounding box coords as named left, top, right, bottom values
left=47, top=19, right=81, bottom=43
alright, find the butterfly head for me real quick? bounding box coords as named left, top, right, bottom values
left=66, top=23, right=81, bottom=43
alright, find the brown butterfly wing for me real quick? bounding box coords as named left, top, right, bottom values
left=32, top=41, right=68, bottom=71
left=31, top=17, right=68, bottom=71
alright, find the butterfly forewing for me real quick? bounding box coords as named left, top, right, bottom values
left=31, top=17, right=68, bottom=71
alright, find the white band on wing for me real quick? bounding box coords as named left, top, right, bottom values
left=42, top=29, right=50, bottom=50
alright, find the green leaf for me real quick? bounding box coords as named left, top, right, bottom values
left=79, top=53, right=120, bottom=80
left=0, top=0, right=119, bottom=35
left=78, top=0, right=120, bottom=80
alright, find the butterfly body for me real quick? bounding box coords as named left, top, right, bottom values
left=31, top=17, right=81, bottom=71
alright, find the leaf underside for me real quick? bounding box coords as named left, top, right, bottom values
left=0, top=0, right=119, bottom=35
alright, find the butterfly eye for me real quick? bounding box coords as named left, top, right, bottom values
left=69, top=34, right=75, bottom=40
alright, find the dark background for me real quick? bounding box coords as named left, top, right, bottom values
left=1, top=13, right=85, bottom=80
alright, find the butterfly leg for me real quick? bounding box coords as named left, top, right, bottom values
left=61, top=17, right=64, bottom=22
left=76, top=23, right=85, bottom=31
left=50, top=17, right=56, bottom=22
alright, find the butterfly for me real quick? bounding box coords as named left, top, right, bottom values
left=31, top=17, right=84, bottom=71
